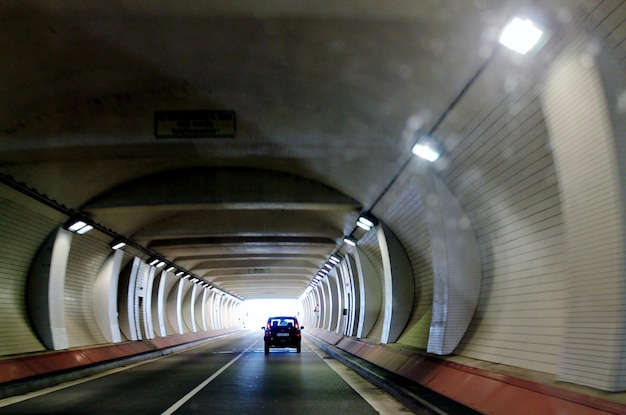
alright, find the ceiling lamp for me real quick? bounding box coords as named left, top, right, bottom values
left=329, top=254, right=342, bottom=264
left=65, top=218, right=93, bottom=235
left=411, top=135, right=443, bottom=162
left=148, top=257, right=166, bottom=268
left=499, top=17, right=544, bottom=55
left=110, top=239, right=126, bottom=250
left=356, top=214, right=378, bottom=231
left=343, top=236, right=357, bottom=247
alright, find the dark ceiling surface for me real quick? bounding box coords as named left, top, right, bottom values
left=0, top=0, right=576, bottom=299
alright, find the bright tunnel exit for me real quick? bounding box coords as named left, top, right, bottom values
left=242, top=299, right=302, bottom=330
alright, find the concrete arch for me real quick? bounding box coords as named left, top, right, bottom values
left=353, top=247, right=382, bottom=339
left=378, top=223, right=414, bottom=344
left=83, top=167, right=360, bottom=212
left=341, top=254, right=360, bottom=337
left=93, top=250, right=124, bottom=343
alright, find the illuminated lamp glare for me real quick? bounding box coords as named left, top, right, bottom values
left=411, top=143, right=441, bottom=162
left=499, top=17, right=544, bottom=55
left=111, top=241, right=126, bottom=250
left=76, top=224, right=93, bottom=234
left=343, top=236, right=357, bottom=247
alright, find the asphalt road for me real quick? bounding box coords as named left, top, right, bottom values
left=0, top=331, right=414, bottom=415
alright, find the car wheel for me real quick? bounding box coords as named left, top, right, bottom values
left=296, top=344, right=301, bottom=353
left=265, top=343, right=269, bottom=354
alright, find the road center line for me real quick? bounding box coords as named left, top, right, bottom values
left=160, top=337, right=261, bottom=415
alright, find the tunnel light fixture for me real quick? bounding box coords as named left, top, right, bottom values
left=148, top=258, right=160, bottom=266
left=356, top=214, right=378, bottom=231
left=165, top=265, right=176, bottom=273
left=343, top=236, right=357, bottom=247
left=411, top=136, right=443, bottom=163
left=175, top=270, right=185, bottom=277
left=148, top=257, right=166, bottom=268
left=499, top=17, right=544, bottom=55
left=65, top=218, right=94, bottom=235
left=323, top=262, right=333, bottom=270
left=329, top=254, right=342, bottom=264
left=67, top=220, right=87, bottom=232
left=110, top=239, right=126, bottom=250
left=76, top=224, right=93, bottom=234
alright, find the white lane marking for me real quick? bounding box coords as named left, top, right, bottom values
left=160, top=337, right=260, bottom=415
left=0, top=333, right=244, bottom=408
left=304, top=338, right=414, bottom=415
left=0, top=360, right=153, bottom=408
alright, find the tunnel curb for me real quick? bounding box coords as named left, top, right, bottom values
left=305, top=333, right=480, bottom=415
left=305, top=330, right=626, bottom=415
left=0, top=329, right=240, bottom=399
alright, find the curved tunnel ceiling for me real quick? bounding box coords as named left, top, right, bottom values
left=0, top=0, right=563, bottom=299
left=81, top=167, right=359, bottom=299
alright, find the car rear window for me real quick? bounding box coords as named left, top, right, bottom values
left=268, top=317, right=297, bottom=327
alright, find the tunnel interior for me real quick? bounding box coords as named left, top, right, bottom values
left=1, top=2, right=626, bottom=412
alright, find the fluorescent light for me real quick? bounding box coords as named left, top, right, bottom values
left=411, top=143, right=441, bottom=162
left=76, top=224, right=93, bottom=234
left=358, top=216, right=375, bottom=228
left=356, top=221, right=371, bottom=231
left=356, top=215, right=377, bottom=231
left=68, top=220, right=87, bottom=232
left=111, top=240, right=126, bottom=250
left=329, top=254, right=341, bottom=264
left=66, top=219, right=93, bottom=234
left=499, top=17, right=544, bottom=55
left=175, top=271, right=185, bottom=277
left=343, top=236, right=357, bottom=247
left=165, top=265, right=176, bottom=272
